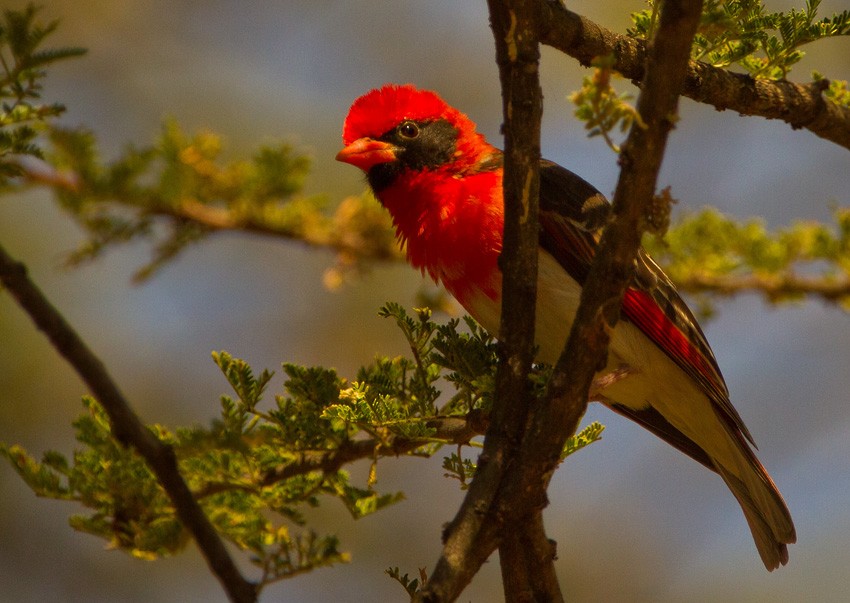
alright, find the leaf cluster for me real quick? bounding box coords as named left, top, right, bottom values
left=386, top=566, right=428, bottom=601
left=1, top=398, right=186, bottom=559
left=814, top=70, right=850, bottom=109
left=569, top=55, right=646, bottom=153
left=47, top=123, right=309, bottom=277
left=631, top=0, right=850, bottom=79
left=645, top=207, right=850, bottom=312
left=440, top=421, right=604, bottom=489
left=37, top=121, right=399, bottom=283
left=1, top=304, right=604, bottom=588
left=0, top=4, right=84, bottom=183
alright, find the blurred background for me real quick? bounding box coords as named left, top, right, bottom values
left=1, top=1, right=848, bottom=601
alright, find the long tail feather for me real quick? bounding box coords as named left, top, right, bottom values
left=715, top=463, right=795, bottom=570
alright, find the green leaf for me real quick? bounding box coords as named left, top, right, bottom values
left=0, top=4, right=86, bottom=183
left=561, top=422, right=606, bottom=460
left=1, top=307, right=610, bottom=587
left=631, top=0, right=850, bottom=79
left=386, top=566, right=427, bottom=600
left=442, top=451, right=477, bottom=490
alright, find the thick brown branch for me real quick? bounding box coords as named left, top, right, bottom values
left=499, top=513, right=563, bottom=603
left=538, top=0, right=850, bottom=151
left=500, top=0, right=704, bottom=581
left=533, top=0, right=705, bottom=428
left=419, top=1, right=707, bottom=599
left=0, top=243, right=257, bottom=603
left=439, top=13, right=706, bottom=595
left=418, top=1, right=546, bottom=600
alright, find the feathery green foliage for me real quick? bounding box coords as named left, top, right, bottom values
left=581, top=1, right=850, bottom=156
left=386, top=566, right=428, bottom=600
left=631, top=0, right=850, bottom=79
left=561, top=421, right=606, bottom=460
left=1, top=304, right=602, bottom=587
left=569, top=55, right=645, bottom=153
left=645, top=207, right=850, bottom=313
left=0, top=4, right=84, bottom=183
left=48, top=122, right=339, bottom=280
left=43, top=122, right=398, bottom=283
left=442, top=421, right=604, bottom=489
left=814, top=70, right=850, bottom=108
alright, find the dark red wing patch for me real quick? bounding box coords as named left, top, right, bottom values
left=537, top=159, right=756, bottom=446
left=621, top=261, right=756, bottom=447
left=622, top=288, right=722, bottom=397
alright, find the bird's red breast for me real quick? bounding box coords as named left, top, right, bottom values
left=339, top=84, right=505, bottom=304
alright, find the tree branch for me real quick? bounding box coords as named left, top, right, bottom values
left=189, top=414, right=488, bottom=500
left=0, top=242, right=258, bottom=603
left=18, top=160, right=402, bottom=270
left=676, top=272, right=850, bottom=304
left=538, top=0, right=850, bottom=151
left=499, top=513, right=563, bottom=603
left=485, top=1, right=565, bottom=596
left=491, top=0, right=703, bottom=599
left=23, top=135, right=850, bottom=308
left=152, top=197, right=401, bottom=262
left=450, top=15, right=706, bottom=601
left=417, top=0, right=546, bottom=600
left=256, top=415, right=489, bottom=491
left=419, top=0, right=704, bottom=598
left=526, top=0, right=705, bottom=447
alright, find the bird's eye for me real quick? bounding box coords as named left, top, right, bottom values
left=398, top=121, right=420, bottom=139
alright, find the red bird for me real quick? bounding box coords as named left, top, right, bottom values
left=336, top=84, right=795, bottom=569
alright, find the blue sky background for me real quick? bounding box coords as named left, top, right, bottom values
left=1, top=1, right=849, bottom=601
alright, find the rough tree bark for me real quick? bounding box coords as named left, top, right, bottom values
left=418, top=0, right=705, bottom=600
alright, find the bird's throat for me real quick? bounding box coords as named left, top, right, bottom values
left=377, top=167, right=505, bottom=305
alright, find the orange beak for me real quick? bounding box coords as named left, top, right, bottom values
left=335, top=138, right=399, bottom=171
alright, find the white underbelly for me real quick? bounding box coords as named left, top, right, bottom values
left=462, top=250, right=581, bottom=364
left=461, top=250, right=737, bottom=461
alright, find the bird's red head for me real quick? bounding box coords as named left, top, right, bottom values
left=336, top=84, right=493, bottom=178
left=341, top=84, right=464, bottom=146
left=335, top=84, right=503, bottom=302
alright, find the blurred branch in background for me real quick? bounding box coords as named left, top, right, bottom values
left=17, top=126, right=850, bottom=313
left=27, top=123, right=401, bottom=285
left=7, top=0, right=848, bottom=312
left=646, top=207, right=850, bottom=313
left=0, top=4, right=84, bottom=180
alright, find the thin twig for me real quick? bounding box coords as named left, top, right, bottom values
left=0, top=242, right=258, bottom=603
left=258, top=416, right=488, bottom=489
left=489, top=1, right=707, bottom=596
